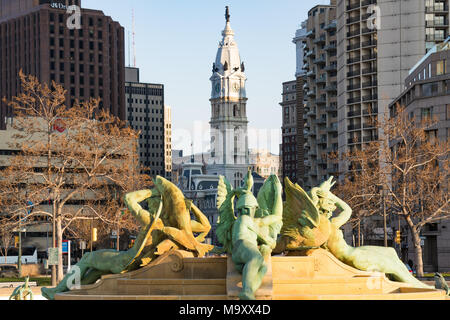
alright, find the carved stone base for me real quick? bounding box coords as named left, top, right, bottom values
left=54, top=249, right=446, bottom=300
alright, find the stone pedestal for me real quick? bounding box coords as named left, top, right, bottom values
left=54, top=249, right=447, bottom=300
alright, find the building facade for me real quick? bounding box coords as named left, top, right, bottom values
left=303, top=1, right=339, bottom=189
left=389, top=38, right=450, bottom=272
left=125, top=67, right=166, bottom=177
left=280, top=80, right=299, bottom=183
left=207, top=7, right=250, bottom=189
left=0, top=0, right=126, bottom=130
left=248, top=149, right=280, bottom=179
left=336, top=0, right=449, bottom=172
left=164, top=105, right=172, bottom=180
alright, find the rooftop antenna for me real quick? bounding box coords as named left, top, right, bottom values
left=127, top=30, right=131, bottom=67
left=132, top=8, right=136, bottom=67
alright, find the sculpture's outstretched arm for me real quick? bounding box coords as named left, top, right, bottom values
left=124, top=189, right=157, bottom=226
left=330, top=194, right=352, bottom=228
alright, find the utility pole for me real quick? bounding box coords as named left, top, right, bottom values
left=18, top=210, right=22, bottom=278
left=383, top=191, right=388, bottom=247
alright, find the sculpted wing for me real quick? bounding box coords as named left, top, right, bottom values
left=216, top=175, right=237, bottom=254
left=257, top=175, right=282, bottom=215
left=257, top=174, right=283, bottom=239
left=282, top=177, right=320, bottom=237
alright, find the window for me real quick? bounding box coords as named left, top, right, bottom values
left=421, top=107, right=433, bottom=121
left=447, top=104, right=450, bottom=121
left=436, top=60, right=445, bottom=75
left=422, top=82, right=439, bottom=96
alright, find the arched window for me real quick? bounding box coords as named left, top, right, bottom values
left=234, top=172, right=243, bottom=189
left=233, top=105, right=239, bottom=117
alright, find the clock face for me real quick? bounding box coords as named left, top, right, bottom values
left=232, top=83, right=240, bottom=93
left=215, top=83, right=221, bottom=94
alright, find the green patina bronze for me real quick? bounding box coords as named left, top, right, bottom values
left=9, top=276, right=33, bottom=300
left=279, top=176, right=433, bottom=289
left=41, top=176, right=213, bottom=300
left=216, top=170, right=283, bottom=300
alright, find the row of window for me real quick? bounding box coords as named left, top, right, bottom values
left=50, top=24, right=103, bottom=40
left=127, top=98, right=161, bottom=105
left=125, top=87, right=163, bottom=96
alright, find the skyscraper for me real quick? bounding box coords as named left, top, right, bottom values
left=303, top=1, right=338, bottom=188
left=0, top=0, right=125, bottom=130
left=125, top=67, right=166, bottom=177
left=336, top=0, right=449, bottom=171
left=207, top=7, right=249, bottom=188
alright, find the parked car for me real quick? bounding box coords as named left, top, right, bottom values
left=0, top=264, right=20, bottom=278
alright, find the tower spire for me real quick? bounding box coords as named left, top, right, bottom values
left=225, top=6, right=230, bottom=22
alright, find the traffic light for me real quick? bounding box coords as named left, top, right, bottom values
left=92, top=228, right=98, bottom=242
left=395, top=231, right=401, bottom=244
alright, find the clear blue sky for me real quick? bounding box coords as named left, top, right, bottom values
left=83, top=0, right=329, bottom=155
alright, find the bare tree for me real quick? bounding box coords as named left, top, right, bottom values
left=338, top=105, right=449, bottom=276
left=0, top=217, right=15, bottom=263
left=1, top=71, right=146, bottom=283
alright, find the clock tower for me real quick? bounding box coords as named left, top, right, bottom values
left=208, top=6, right=249, bottom=188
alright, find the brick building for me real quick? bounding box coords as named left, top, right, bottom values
left=0, top=0, right=125, bottom=129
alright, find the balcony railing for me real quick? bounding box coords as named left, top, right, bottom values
left=426, top=20, right=449, bottom=27
left=362, top=67, right=377, bottom=74
left=347, top=56, right=361, bottom=64
left=363, top=123, right=376, bottom=129
left=324, top=43, right=337, bottom=51
left=307, top=90, right=317, bottom=97
left=347, top=2, right=361, bottom=11
left=327, top=125, right=338, bottom=132
left=361, top=27, right=376, bottom=34
left=347, top=43, right=361, bottom=51
left=347, top=16, right=360, bottom=24
left=348, top=110, right=361, bottom=117
left=325, top=84, right=337, bottom=92
left=426, top=34, right=446, bottom=41
left=347, top=84, right=361, bottom=91
left=361, top=0, right=377, bottom=7
left=348, top=97, right=361, bottom=104
left=316, top=75, right=327, bottom=84
left=307, top=70, right=316, bottom=77
left=361, top=39, right=377, bottom=47
left=347, top=70, right=360, bottom=77
left=315, top=118, right=327, bottom=125
left=306, top=29, right=316, bottom=38
left=363, top=108, right=378, bottom=115
left=313, top=56, right=326, bottom=65
left=363, top=135, right=379, bottom=142
left=324, top=21, right=337, bottom=31
left=326, top=105, right=338, bottom=112
left=325, top=63, right=337, bottom=71
left=306, top=50, right=316, bottom=57
left=347, top=30, right=361, bottom=37
left=348, top=124, right=362, bottom=131
left=362, top=94, right=378, bottom=101
left=314, top=35, right=326, bottom=44
left=426, top=5, right=449, bottom=13
left=362, top=53, right=377, bottom=61
left=362, top=80, right=377, bottom=88
left=316, top=97, right=327, bottom=104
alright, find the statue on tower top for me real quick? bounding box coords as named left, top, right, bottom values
left=225, top=6, right=230, bottom=22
